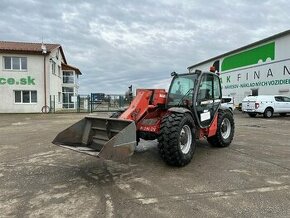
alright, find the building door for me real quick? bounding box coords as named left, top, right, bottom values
left=62, top=87, right=75, bottom=109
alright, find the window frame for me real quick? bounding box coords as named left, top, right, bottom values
left=14, top=90, right=37, bottom=104
left=58, top=65, right=61, bottom=77
left=58, top=92, right=62, bottom=103
left=3, top=56, right=27, bottom=71
left=51, top=60, right=56, bottom=75
left=62, top=87, right=75, bottom=108
left=63, top=70, right=75, bottom=84
left=282, top=97, right=290, bottom=102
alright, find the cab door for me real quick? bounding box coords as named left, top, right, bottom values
left=284, top=97, right=290, bottom=113
left=280, top=96, right=290, bottom=113
left=194, top=73, right=222, bottom=128
left=274, top=96, right=284, bottom=113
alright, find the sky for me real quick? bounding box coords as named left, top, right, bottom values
left=0, top=0, right=289, bottom=94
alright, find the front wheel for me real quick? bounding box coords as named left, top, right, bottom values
left=207, top=110, right=235, bottom=147
left=158, top=113, right=196, bottom=167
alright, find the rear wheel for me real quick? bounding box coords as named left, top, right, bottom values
left=207, top=110, right=235, bottom=147
left=248, top=113, right=257, bottom=117
left=158, top=113, right=196, bottom=167
left=263, top=108, right=273, bottom=118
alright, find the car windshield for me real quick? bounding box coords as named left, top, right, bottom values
left=167, top=74, right=197, bottom=106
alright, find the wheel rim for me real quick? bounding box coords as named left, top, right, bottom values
left=221, top=118, right=231, bottom=139
left=266, top=110, right=272, bottom=117
left=179, top=125, right=192, bottom=154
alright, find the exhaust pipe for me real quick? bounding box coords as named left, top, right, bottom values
left=52, top=116, right=136, bottom=161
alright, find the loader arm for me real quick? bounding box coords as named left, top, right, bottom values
left=120, top=89, right=155, bottom=121
left=119, top=89, right=167, bottom=122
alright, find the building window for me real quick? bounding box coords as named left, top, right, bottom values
left=62, top=87, right=74, bottom=108
left=52, top=61, right=56, bottom=75
left=14, top=90, right=37, bottom=103
left=4, top=57, right=27, bottom=70
left=63, top=71, right=74, bottom=84
left=56, top=50, right=59, bottom=60
left=58, top=66, right=61, bottom=77
left=58, top=92, right=61, bottom=103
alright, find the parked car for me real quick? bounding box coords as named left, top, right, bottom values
left=242, top=95, right=290, bottom=118
left=221, top=96, right=235, bottom=111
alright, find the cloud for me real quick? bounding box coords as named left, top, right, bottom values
left=0, top=0, right=289, bottom=94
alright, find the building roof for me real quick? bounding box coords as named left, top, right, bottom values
left=187, top=29, right=290, bottom=70
left=61, top=63, right=82, bottom=75
left=0, top=41, right=67, bottom=64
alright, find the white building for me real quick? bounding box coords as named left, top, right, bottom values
left=0, top=41, right=82, bottom=113
left=188, top=30, right=290, bottom=105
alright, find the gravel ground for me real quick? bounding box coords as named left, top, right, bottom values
left=0, top=112, right=290, bottom=217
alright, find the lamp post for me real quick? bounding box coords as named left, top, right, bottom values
left=41, top=43, right=48, bottom=113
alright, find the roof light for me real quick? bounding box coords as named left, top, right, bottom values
left=210, top=66, right=215, bottom=72
left=171, top=71, right=177, bottom=77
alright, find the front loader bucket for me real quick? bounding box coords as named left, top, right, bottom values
left=52, top=116, right=136, bottom=161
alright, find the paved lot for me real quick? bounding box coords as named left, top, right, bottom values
left=0, top=112, right=290, bottom=217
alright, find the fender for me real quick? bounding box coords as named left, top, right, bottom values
left=168, top=107, right=195, bottom=120
left=168, top=107, right=193, bottom=115
left=167, top=107, right=200, bottom=138
left=218, top=107, right=233, bottom=115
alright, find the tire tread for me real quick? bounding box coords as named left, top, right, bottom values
left=158, top=113, right=195, bottom=166
left=207, top=110, right=235, bottom=147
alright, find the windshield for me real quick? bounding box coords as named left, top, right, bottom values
left=167, top=74, right=197, bottom=106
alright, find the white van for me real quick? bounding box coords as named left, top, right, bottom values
left=221, top=96, right=235, bottom=111
left=242, top=95, right=290, bottom=118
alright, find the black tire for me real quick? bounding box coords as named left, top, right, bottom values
left=207, top=110, right=235, bottom=147
left=248, top=113, right=257, bottom=118
left=263, top=107, right=273, bottom=118
left=110, top=111, right=123, bottom=118
left=158, top=113, right=196, bottom=167
left=279, top=113, right=287, bottom=117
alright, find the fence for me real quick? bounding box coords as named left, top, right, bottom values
left=77, top=95, right=91, bottom=113
left=49, top=93, right=130, bottom=113
left=90, top=94, right=130, bottom=112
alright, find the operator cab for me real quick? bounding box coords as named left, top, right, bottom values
left=167, top=73, right=197, bottom=108
left=167, top=71, right=222, bottom=128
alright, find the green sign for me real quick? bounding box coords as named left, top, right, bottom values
left=0, top=76, right=36, bottom=85
left=221, top=42, right=275, bottom=71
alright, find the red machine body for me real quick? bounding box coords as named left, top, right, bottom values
left=119, top=88, right=218, bottom=141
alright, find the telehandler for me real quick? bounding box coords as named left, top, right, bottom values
left=53, top=70, right=234, bottom=166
